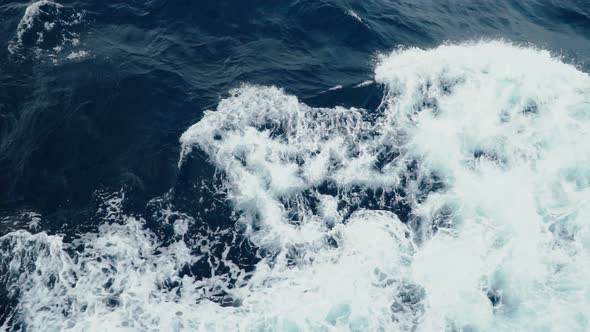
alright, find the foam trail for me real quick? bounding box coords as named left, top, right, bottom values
left=346, top=9, right=363, bottom=23
left=355, top=80, right=373, bottom=88
left=1, top=41, right=590, bottom=331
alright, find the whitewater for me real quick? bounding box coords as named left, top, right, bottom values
left=2, top=41, right=590, bottom=331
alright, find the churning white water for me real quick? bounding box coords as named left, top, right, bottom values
left=2, top=41, right=590, bottom=331
left=7, top=1, right=87, bottom=61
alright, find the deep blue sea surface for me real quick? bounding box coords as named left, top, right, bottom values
left=1, top=1, right=589, bottom=330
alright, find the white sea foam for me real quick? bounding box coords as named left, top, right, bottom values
left=8, top=0, right=87, bottom=61
left=0, top=211, right=42, bottom=232
left=346, top=9, right=363, bottom=23
left=354, top=80, right=373, bottom=88
left=66, top=50, right=89, bottom=60
left=2, top=41, right=590, bottom=331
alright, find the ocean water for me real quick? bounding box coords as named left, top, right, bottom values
left=1, top=1, right=590, bottom=331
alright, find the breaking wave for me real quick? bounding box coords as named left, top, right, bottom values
left=2, top=41, right=590, bottom=331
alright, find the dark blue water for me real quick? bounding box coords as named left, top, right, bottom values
left=0, top=0, right=589, bottom=330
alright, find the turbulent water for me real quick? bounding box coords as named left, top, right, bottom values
left=1, top=1, right=590, bottom=331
